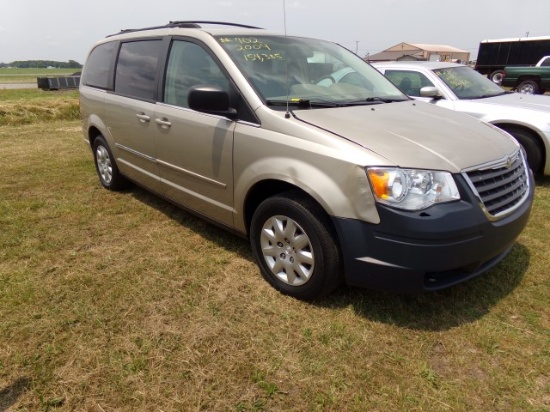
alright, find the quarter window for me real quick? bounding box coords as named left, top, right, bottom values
left=81, top=42, right=117, bottom=89
left=115, top=40, right=162, bottom=100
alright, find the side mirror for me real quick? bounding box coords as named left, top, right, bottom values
left=188, top=85, right=238, bottom=119
left=420, top=86, right=443, bottom=100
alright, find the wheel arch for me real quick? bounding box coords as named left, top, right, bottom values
left=87, top=125, right=103, bottom=147
left=243, top=180, right=334, bottom=238
left=515, top=76, right=542, bottom=93
left=84, top=114, right=113, bottom=148
left=517, top=75, right=541, bottom=84
left=236, top=159, right=380, bottom=237
left=494, top=122, right=547, bottom=174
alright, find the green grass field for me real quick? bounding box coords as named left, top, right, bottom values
left=0, top=91, right=549, bottom=411
left=0, top=68, right=79, bottom=84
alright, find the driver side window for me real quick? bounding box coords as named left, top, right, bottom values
left=384, top=70, right=434, bottom=97
left=164, top=41, right=229, bottom=108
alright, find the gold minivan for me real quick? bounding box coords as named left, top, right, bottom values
left=80, top=21, right=534, bottom=300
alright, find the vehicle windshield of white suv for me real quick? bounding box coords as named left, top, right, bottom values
left=216, top=35, right=408, bottom=107
left=433, top=66, right=509, bottom=100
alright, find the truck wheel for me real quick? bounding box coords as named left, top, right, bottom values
left=489, top=70, right=504, bottom=84
left=250, top=192, right=342, bottom=300
left=93, top=135, right=128, bottom=190
left=501, top=126, right=543, bottom=174
left=516, top=79, right=540, bottom=94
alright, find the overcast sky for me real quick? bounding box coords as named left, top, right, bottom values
left=1, top=0, right=549, bottom=64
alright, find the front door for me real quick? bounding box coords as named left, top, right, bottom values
left=154, top=40, right=235, bottom=226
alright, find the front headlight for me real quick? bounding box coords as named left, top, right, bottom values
left=367, top=167, right=460, bottom=210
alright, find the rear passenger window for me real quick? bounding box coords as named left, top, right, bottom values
left=115, top=40, right=162, bottom=100
left=81, top=42, right=117, bottom=89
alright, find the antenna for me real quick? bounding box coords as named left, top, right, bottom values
left=283, top=0, right=288, bottom=34
left=283, top=0, right=291, bottom=119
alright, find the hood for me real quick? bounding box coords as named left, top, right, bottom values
left=292, top=101, right=519, bottom=173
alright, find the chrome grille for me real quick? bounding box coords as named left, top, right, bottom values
left=463, top=151, right=530, bottom=220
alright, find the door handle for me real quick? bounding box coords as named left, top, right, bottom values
left=136, top=113, right=151, bottom=123
left=155, top=118, right=172, bottom=128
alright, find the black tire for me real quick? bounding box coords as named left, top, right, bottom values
left=250, top=192, right=342, bottom=300
left=92, top=135, right=128, bottom=190
left=516, top=79, right=540, bottom=94
left=501, top=126, right=544, bottom=174
left=489, top=70, right=504, bottom=85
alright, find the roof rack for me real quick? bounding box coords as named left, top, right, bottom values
left=169, top=21, right=263, bottom=29
left=108, top=21, right=263, bottom=37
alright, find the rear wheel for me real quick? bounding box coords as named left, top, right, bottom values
left=516, top=79, right=540, bottom=94
left=92, top=135, right=128, bottom=190
left=250, top=192, right=342, bottom=300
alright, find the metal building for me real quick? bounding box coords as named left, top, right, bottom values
left=366, top=42, right=470, bottom=63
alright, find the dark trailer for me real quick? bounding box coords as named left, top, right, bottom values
left=475, top=36, right=550, bottom=83
left=36, top=73, right=81, bottom=90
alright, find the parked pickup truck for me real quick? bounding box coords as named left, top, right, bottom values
left=502, top=56, right=550, bottom=94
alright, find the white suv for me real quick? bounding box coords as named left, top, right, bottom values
left=79, top=22, right=533, bottom=300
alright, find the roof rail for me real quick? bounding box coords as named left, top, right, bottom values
left=107, top=21, right=263, bottom=37
left=169, top=21, right=263, bottom=29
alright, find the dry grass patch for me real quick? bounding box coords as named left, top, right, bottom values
left=0, top=120, right=549, bottom=411
left=0, top=89, right=79, bottom=126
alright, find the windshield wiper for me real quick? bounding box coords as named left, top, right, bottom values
left=365, top=97, right=386, bottom=103
left=265, top=96, right=406, bottom=108
left=468, top=91, right=508, bottom=100
left=265, top=99, right=342, bottom=108
left=341, top=96, right=407, bottom=105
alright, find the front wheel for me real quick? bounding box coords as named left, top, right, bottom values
left=250, top=192, right=342, bottom=300
left=516, top=79, right=540, bottom=94
left=502, top=126, right=544, bottom=174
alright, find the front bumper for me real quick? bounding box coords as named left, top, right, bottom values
left=332, top=173, right=534, bottom=293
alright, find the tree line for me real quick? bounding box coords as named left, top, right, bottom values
left=0, top=60, right=82, bottom=69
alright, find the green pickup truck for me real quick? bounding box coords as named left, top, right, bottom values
left=501, top=56, right=550, bottom=94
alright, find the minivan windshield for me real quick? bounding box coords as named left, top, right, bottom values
left=433, top=66, right=508, bottom=99
left=216, top=35, right=408, bottom=107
